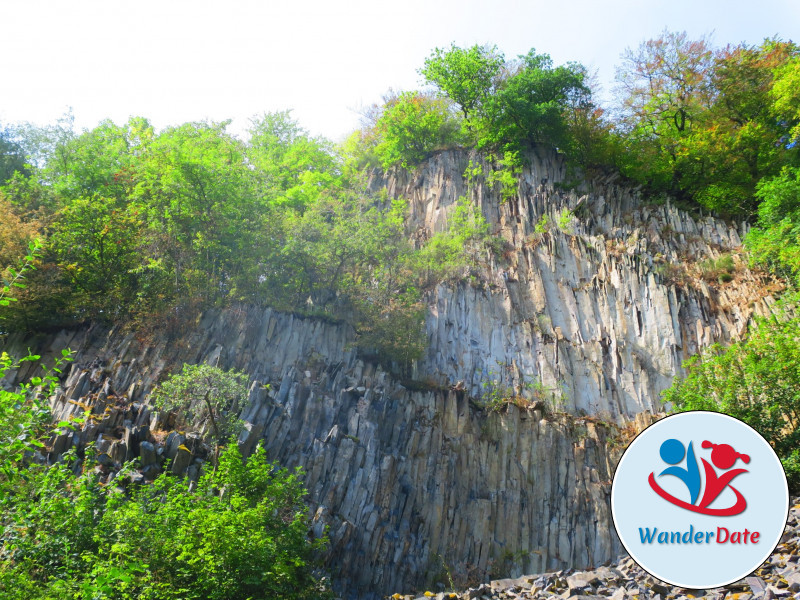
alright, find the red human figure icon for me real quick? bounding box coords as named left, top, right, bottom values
left=698, top=440, right=750, bottom=510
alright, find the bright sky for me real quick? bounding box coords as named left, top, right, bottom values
left=1, top=0, right=798, bottom=142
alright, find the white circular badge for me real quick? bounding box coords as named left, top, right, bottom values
left=611, top=411, right=789, bottom=589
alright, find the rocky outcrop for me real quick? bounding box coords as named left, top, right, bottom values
left=372, top=149, right=779, bottom=419
left=1, top=148, right=780, bottom=598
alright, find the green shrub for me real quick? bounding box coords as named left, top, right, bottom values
left=152, top=363, right=250, bottom=466
left=698, top=253, right=737, bottom=283
left=373, top=91, right=465, bottom=170
left=0, top=445, right=330, bottom=600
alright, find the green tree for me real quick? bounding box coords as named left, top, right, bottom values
left=421, top=43, right=504, bottom=127
left=480, top=49, right=590, bottom=155
left=39, top=118, right=151, bottom=202
left=247, top=111, right=340, bottom=210
left=132, top=120, right=260, bottom=311
left=421, top=44, right=592, bottom=161
left=0, top=124, right=29, bottom=185
left=613, top=30, right=715, bottom=198
left=613, top=33, right=799, bottom=215
left=151, top=364, right=250, bottom=467
left=689, top=40, right=799, bottom=215
left=747, top=166, right=800, bottom=283
left=771, top=55, right=800, bottom=144
left=48, top=195, right=144, bottom=320
left=373, top=91, right=465, bottom=169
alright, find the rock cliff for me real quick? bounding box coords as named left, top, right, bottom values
left=1, top=148, right=778, bottom=598
left=372, top=148, right=779, bottom=419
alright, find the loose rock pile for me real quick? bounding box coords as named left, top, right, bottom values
left=393, top=499, right=800, bottom=600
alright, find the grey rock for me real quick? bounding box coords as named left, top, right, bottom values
left=165, top=431, right=185, bottom=460
left=142, top=463, right=162, bottom=480
left=786, top=574, right=800, bottom=592
left=649, top=582, right=670, bottom=596
left=567, top=572, right=601, bottom=591
left=610, top=588, right=627, bottom=600
left=96, top=452, right=115, bottom=467
left=749, top=577, right=768, bottom=596
left=171, top=445, right=192, bottom=476
left=109, top=440, right=127, bottom=463
left=139, top=441, right=157, bottom=467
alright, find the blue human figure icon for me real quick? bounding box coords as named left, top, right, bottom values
left=658, top=438, right=701, bottom=505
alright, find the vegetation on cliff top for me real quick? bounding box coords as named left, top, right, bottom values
left=1, top=34, right=798, bottom=347
left=0, top=111, right=491, bottom=373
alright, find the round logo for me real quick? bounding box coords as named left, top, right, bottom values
left=611, top=411, right=789, bottom=589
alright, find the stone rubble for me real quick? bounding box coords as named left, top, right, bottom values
left=394, top=500, right=800, bottom=600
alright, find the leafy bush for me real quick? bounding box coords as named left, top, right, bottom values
left=152, top=364, right=250, bottom=465
left=698, top=253, right=736, bottom=283
left=747, top=166, right=800, bottom=284
left=413, top=196, right=491, bottom=285
left=373, top=91, right=465, bottom=169
left=0, top=445, right=330, bottom=600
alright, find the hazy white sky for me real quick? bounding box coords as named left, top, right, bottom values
left=1, top=0, right=798, bottom=141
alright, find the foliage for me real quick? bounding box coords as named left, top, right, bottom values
left=663, top=315, right=800, bottom=491
left=479, top=372, right=563, bottom=413
left=413, top=196, right=491, bottom=285
left=771, top=55, right=800, bottom=144
left=485, top=151, right=521, bottom=201
left=48, top=195, right=144, bottom=319
left=420, top=43, right=504, bottom=127
left=1, top=236, right=42, bottom=309
left=747, top=166, right=800, bottom=283
left=420, top=44, right=592, bottom=161
left=533, top=214, right=551, bottom=235
left=373, top=91, right=465, bottom=169
left=557, top=209, right=575, bottom=233
left=0, top=346, right=73, bottom=485
left=247, top=111, right=339, bottom=210
left=0, top=124, right=29, bottom=186
left=152, top=364, right=250, bottom=452
left=478, top=49, right=590, bottom=156
left=697, top=253, right=736, bottom=283
left=353, top=290, right=427, bottom=371
left=613, top=32, right=799, bottom=215
left=0, top=445, right=330, bottom=600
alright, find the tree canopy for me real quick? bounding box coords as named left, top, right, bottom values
left=613, top=32, right=800, bottom=215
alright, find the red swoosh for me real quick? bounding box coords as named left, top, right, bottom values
left=648, top=472, right=747, bottom=516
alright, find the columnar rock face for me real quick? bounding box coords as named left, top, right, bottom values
left=4, top=311, right=622, bottom=597
left=1, top=149, right=778, bottom=598
left=372, top=149, right=779, bottom=420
